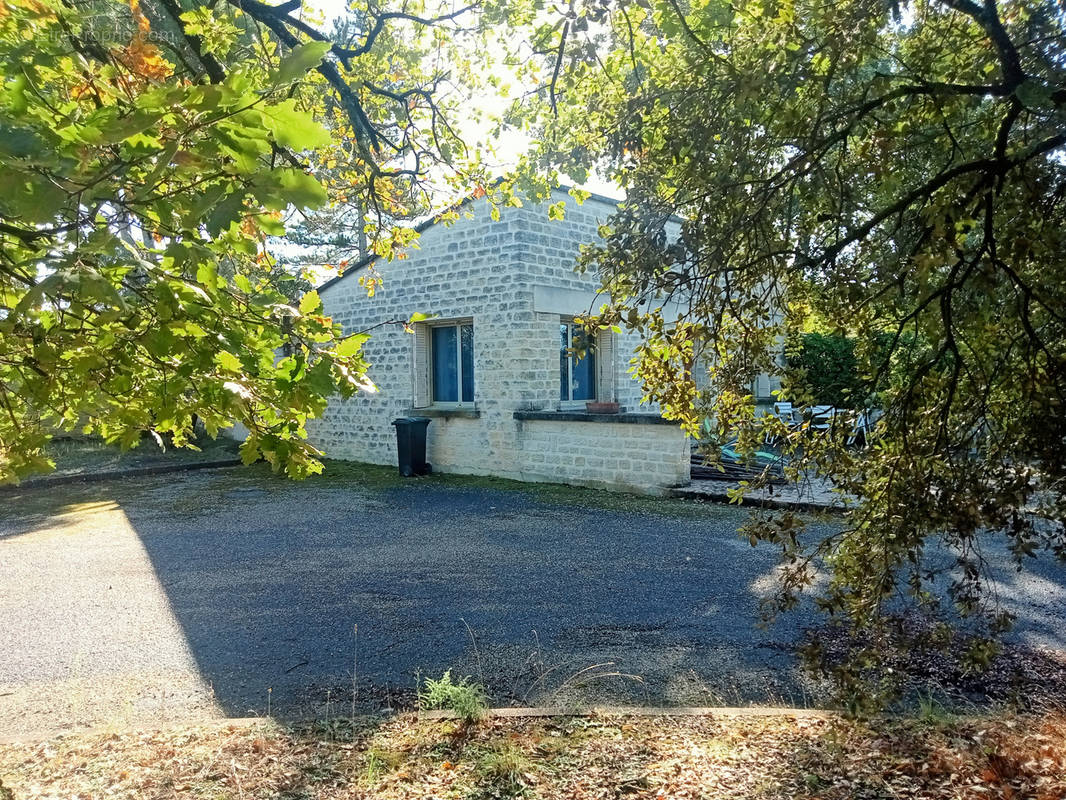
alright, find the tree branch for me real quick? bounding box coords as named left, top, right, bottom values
left=938, top=0, right=1025, bottom=89
left=819, top=134, right=1066, bottom=266
left=228, top=0, right=381, bottom=151
left=155, top=0, right=227, bottom=83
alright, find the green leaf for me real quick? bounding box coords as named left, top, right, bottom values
left=217, top=351, right=242, bottom=372
left=257, top=214, right=286, bottom=236
left=206, top=192, right=245, bottom=236
left=212, top=124, right=270, bottom=174
left=0, top=125, right=44, bottom=158
left=1015, top=79, right=1055, bottom=111
left=5, top=73, right=27, bottom=114
left=96, top=110, right=160, bottom=144
left=0, top=167, right=66, bottom=223
left=185, top=83, right=226, bottom=112
left=184, top=184, right=227, bottom=228
left=276, top=168, right=328, bottom=210
left=239, top=434, right=260, bottom=465
left=196, top=261, right=219, bottom=290
left=299, top=289, right=322, bottom=315
left=260, top=99, right=331, bottom=151
left=336, top=334, right=369, bottom=357
left=272, top=41, right=332, bottom=85
left=304, top=358, right=334, bottom=395
left=144, top=327, right=177, bottom=358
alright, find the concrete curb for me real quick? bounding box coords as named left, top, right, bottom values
left=670, top=486, right=847, bottom=514
left=2, top=458, right=242, bottom=492
left=419, top=705, right=835, bottom=720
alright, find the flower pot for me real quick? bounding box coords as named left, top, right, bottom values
left=585, top=401, right=620, bottom=414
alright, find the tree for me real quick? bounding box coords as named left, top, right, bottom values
left=0, top=0, right=494, bottom=482
left=788, top=332, right=863, bottom=409
left=513, top=0, right=1066, bottom=708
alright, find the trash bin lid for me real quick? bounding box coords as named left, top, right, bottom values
left=391, top=417, right=413, bottom=425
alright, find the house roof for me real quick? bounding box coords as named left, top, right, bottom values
left=315, top=186, right=627, bottom=294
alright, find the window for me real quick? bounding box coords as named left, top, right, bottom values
left=431, top=322, right=474, bottom=404
left=560, top=321, right=596, bottom=402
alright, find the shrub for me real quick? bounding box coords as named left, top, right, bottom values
left=418, top=671, right=487, bottom=722
left=789, top=332, right=864, bottom=408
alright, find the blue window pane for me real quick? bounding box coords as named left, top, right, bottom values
left=432, top=326, right=458, bottom=402
left=461, top=324, right=474, bottom=403
left=559, top=324, right=569, bottom=401
left=560, top=323, right=596, bottom=402
left=571, top=329, right=596, bottom=401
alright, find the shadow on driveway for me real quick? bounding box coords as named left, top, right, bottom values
left=1, top=465, right=1063, bottom=735
left=118, top=471, right=827, bottom=718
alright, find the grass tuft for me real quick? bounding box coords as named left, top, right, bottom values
left=363, top=746, right=403, bottom=785
left=474, top=741, right=533, bottom=798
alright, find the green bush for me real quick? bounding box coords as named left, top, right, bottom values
left=789, top=332, right=865, bottom=408
left=418, top=671, right=487, bottom=722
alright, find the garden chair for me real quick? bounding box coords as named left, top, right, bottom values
left=809, top=405, right=836, bottom=431
left=846, top=408, right=882, bottom=447
left=773, top=402, right=798, bottom=426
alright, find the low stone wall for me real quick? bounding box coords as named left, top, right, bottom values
left=510, top=414, right=690, bottom=495
left=313, top=407, right=690, bottom=495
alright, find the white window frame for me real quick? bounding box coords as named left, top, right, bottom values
left=429, top=319, right=475, bottom=408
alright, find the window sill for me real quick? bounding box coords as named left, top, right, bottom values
left=513, top=410, right=674, bottom=426
left=406, top=406, right=480, bottom=419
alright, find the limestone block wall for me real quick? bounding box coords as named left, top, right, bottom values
left=511, top=416, right=690, bottom=494
left=305, top=190, right=692, bottom=493
left=507, top=194, right=681, bottom=413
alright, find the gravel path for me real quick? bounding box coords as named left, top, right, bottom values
left=1, top=466, right=1063, bottom=737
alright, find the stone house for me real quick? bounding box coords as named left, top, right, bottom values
left=306, top=189, right=695, bottom=494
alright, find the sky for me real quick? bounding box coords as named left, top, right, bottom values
left=299, top=0, right=620, bottom=200
left=304, top=0, right=351, bottom=24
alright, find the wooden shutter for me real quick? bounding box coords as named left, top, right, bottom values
left=755, top=373, right=771, bottom=400
left=596, top=329, right=616, bottom=402
left=412, top=323, right=431, bottom=408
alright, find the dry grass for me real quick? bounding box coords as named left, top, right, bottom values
left=1, top=711, right=1064, bottom=799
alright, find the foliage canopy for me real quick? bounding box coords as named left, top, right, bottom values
left=788, top=333, right=863, bottom=409
left=516, top=0, right=1066, bottom=708
left=0, top=0, right=495, bottom=481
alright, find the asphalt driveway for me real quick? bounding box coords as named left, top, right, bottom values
left=1, top=465, right=1063, bottom=736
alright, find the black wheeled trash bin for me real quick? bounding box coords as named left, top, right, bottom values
left=391, top=416, right=432, bottom=477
